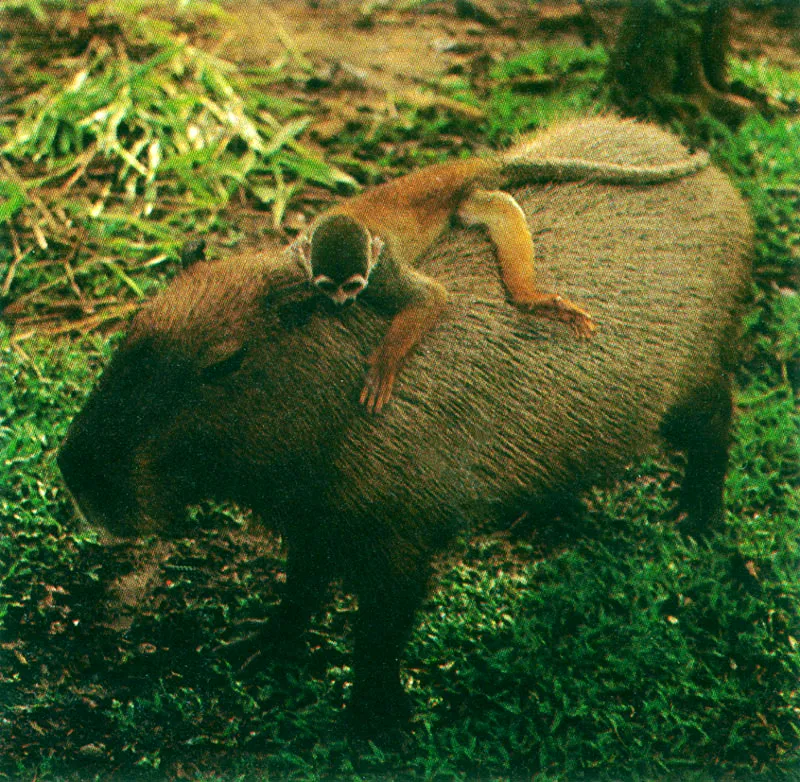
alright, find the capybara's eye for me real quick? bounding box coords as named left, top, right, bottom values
left=200, top=347, right=247, bottom=384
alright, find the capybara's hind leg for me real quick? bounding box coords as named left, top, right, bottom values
left=662, top=376, right=733, bottom=535
left=276, top=542, right=333, bottom=643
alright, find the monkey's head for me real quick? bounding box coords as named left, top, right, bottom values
left=291, top=214, right=384, bottom=305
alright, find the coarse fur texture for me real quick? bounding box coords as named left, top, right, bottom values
left=59, top=116, right=753, bottom=731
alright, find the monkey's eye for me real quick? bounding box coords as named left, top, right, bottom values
left=200, top=346, right=247, bottom=384
left=315, top=279, right=338, bottom=294
left=341, top=279, right=366, bottom=296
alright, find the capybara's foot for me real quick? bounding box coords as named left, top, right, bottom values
left=216, top=615, right=306, bottom=674
left=347, top=681, right=412, bottom=739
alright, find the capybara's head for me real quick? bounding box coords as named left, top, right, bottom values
left=58, top=253, right=371, bottom=537
left=58, top=334, right=199, bottom=537
left=58, top=258, right=286, bottom=537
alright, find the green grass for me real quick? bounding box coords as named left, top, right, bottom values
left=1, top=4, right=799, bottom=780
left=729, top=56, right=800, bottom=106
left=0, top=1, right=354, bottom=331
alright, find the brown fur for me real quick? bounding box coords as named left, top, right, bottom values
left=59, top=117, right=753, bottom=731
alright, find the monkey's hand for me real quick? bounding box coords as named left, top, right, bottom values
left=360, top=274, right=447, bottom=413
left=360, top=347, right=400, bottom=415
left=516, top=292, right=596, bottom=340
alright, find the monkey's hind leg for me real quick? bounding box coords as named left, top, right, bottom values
left=459, top=188, right=596, bottom=340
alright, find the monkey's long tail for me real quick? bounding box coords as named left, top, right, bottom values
left=499, top=149, right=710, bottom=187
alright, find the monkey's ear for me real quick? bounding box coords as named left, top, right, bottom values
left=179, top=237, right=207, bottom=266
left=289, top=235, right=312, bottom=268
left=370, top=235, right=385, bottom=265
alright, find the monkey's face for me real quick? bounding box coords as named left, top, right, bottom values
left=311, top=271, right=370, bottom=305
left=292, top=214, right=384, bottom=306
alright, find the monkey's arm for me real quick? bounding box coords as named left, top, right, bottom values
left=359, top=259, right=448, bottom=414
left=458, top=188, right=595, bottom=339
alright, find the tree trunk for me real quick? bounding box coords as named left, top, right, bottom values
left=608, top=0, right=752, bottom=127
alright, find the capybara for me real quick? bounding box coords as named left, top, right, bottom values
left=59, top=116, right=753, bottom=729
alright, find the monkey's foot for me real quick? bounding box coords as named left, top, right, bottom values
left=360, top=350, right=399, bottom=414
left=516, top=292, right=596, bottom=340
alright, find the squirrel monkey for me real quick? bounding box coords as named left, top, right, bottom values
left=291, top=145, right=710, bottom=413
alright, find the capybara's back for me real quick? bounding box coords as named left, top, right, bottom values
left=326, top=116, right=752, bottom=534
